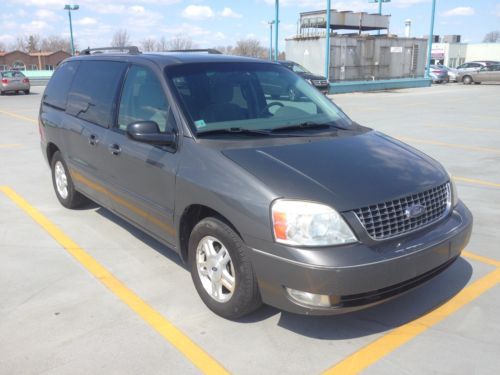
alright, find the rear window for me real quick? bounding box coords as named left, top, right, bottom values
left=1, top=71, right=25, bottom=78
left=66, top=60, right=126, bottom=128
left=43, top=61, right=79, bottom=110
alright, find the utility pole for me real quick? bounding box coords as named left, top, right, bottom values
left=268, top=21, right=275, bottom=61
left=325, top=0, right=331, bottom=80
left=425, top=0, right=437, bottom=78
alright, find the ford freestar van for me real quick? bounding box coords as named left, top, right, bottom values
left=39, top=48, right=473, bottom=319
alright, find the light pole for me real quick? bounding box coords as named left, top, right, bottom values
left=274, top=1, right=279, bottom=61
left=268, top=21, right=275, bottom=61
left=425, top=0, right=437, bottom=79
left=64, top=4, right=79, bottom=55
left=325, top=0, right=331, bottom=80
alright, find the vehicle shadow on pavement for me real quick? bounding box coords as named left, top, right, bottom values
left=276, top=258, right=473, bottom=339
left=93, top=204, right=473, bottom=336
left=96, top=207, right=187, bottom=269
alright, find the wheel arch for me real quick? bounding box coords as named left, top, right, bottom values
left=46, top=142, right=60, bottom=165
left=178, top=204, right=242, bottom=264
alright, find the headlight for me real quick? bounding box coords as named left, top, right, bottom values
left=271, top=200, right=357, bottom=246
left=448, top=174, right=459, bottom=207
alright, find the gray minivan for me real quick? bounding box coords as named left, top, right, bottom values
left=39, top=48, right=473, bottom=319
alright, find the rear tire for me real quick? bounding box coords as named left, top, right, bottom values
left=474, top=82, right=481, bottom=85
left=15, top=90, right=19, bottom=94
left=189, top=217, right=262, bottom=319
left=50, top=151, right=86, bottom=209
left=24, top=89, right=30, bottom=95
left=462, top=75, right=473, bottom=85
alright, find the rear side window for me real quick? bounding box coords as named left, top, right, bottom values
left=67, top=60, right=126, bottom=128
left=43, top=61, right=79, bottom=110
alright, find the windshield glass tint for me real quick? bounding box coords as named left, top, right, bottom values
left=165, top=62, right=351, bottom=134
left=292, top=63, right=309, bottom=73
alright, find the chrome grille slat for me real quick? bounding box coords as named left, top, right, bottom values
left=353, top=183, right=450, bottom=240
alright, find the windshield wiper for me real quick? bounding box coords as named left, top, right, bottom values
left=197, top=127, right=302, bottom=137
left=270, top=121, right=348, bottom=132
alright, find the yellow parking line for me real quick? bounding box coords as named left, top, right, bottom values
left=0, top=185, right=228, bottom=375
left=323, top=267, right=500, bottom=375
left=453, top=176, right=500, bottom=189
left=462, top=251, right=500, bottom=268
left=0, top=143, right=22, bottom=149
left=0, top=109, right=37, bottom=124
left=397, top=136, right=500, bottom=155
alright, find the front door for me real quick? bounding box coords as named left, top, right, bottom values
left=104, top=64, right=180, bottom=246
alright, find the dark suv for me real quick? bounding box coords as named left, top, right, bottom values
left=39, top=48, right=472, bottom=319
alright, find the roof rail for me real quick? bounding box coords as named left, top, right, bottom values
left=167, top=49, right=222, bottom=55
left=81, top=46, right=141, bottom=55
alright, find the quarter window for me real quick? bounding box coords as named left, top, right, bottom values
left=43, top=61, right=79, bottom=110
left=67, top=61, right=126, bottom=128
left=118, top=65, right=173, bottom=133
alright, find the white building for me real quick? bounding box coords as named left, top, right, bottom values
left=431, top=43, right=500, bottom=67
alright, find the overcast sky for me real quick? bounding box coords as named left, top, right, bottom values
left=1, top=0, right=499, bottom=50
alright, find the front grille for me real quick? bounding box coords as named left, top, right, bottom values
left=353, top=183, right=450, bottom=240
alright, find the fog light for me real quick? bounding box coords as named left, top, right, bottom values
left=286, top=288, right=331, bottom=307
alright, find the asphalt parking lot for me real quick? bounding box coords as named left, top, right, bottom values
left=1, top=83, right=499, bottom=374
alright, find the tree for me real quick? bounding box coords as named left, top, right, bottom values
left=233, top=38, right=267, bottom=58
left=26, top=34, right=41, bottom=52
left=166, top=34, right=195, bottom=50
left=41, top=36, right=73, bottom=53
left=111, top=29, right=131, bottom=48
left=214, top=45, right=234, bottom=55
left=156, top=36, right=168, bottom=52
left=12, top=35, right=27, bottom=52
left=141, top=38, right=156, bottom=52
left=483, top=31, right=500, bottom=43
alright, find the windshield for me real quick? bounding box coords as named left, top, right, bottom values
left=165, top=62, right=351, bottom=135
left=291, top=63, right=309, bottom=73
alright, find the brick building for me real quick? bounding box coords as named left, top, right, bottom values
left=0, top=50, right=71, bottom=71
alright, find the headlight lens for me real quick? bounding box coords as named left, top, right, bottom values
left=271, top=200, right=357, bottom=246
left=449, top=175, right=459, bottom=207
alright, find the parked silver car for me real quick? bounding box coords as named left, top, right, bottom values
left=0, top=70, right=31, bottom=95
left=455, top=61, right=499, bottom=76
left=458, top=64, right=500, bottom=84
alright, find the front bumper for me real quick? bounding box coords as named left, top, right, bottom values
left=246, top=201, right=472, bottom=315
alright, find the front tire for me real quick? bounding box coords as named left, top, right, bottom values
left=50, top=151, right=86, bottom=209
left=462, top=75, right=473, bottom=85
left=189, top=217, right=261, bottom=319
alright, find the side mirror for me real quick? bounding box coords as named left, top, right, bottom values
left=127, top=121, right=176, bottom=147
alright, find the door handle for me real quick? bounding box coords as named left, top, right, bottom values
left=108, top=144, right=121, bottom=156
left=89, top=134, right=99, bottom=146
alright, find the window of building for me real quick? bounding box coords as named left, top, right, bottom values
left=458, top=58, right=465, bottom=66
left=448, top=58, right=457, bottom=68
left=30, top=64, right=38, bottom=70
left=0, top=65, right=7, bottom=71
left=45, top=64, right=54, bottom=71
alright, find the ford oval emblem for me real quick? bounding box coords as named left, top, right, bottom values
left=404, top=204, right=426, bottom=219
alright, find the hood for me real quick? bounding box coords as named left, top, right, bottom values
left=222, top=131, right=448, bottom=212
left=297, top=72, right=327, bottom=81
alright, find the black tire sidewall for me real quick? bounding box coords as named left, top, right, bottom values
left=188, top=217, right=261, bottom=319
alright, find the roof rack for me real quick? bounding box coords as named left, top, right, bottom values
left=167, top=49, right=222, bottom=55
left=81, top=46, right=141, bottom=55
